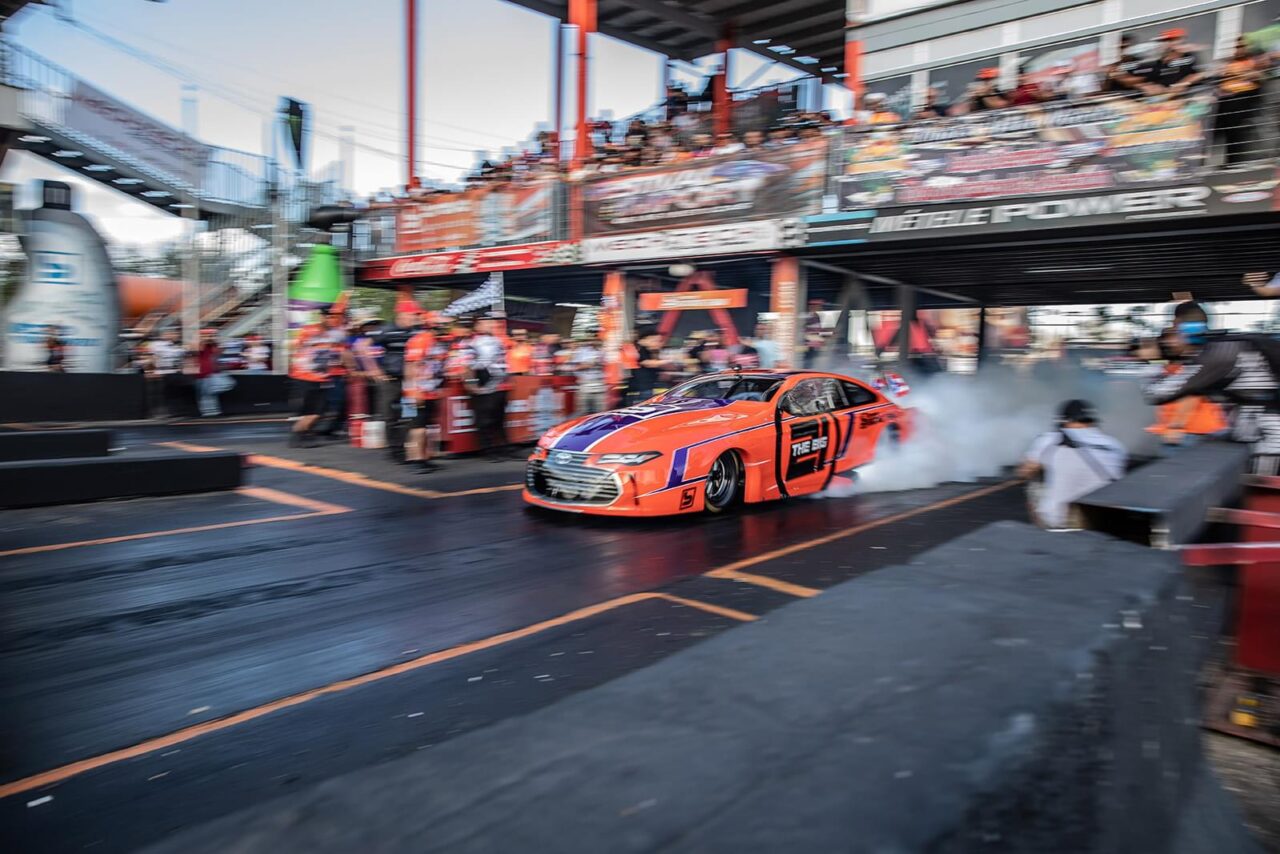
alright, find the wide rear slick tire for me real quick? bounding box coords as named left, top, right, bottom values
left=704, top=451, right=744, bottom=514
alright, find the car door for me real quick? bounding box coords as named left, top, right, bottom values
left=776, top=377, right=846, bottom=496
left=832, top=378, right=887, bottom=471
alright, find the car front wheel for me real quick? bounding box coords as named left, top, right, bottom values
left=704, top=451, right=743, bottom=513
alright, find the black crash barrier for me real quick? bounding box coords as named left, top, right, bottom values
left=1074, top=440, right=1251, bottom=547
left=146, top=521, right=1257, bottom=854
left=0, top=371, right=292, bottom=423
left=0, top=449, right=243, bottom=508
left=0, top=371, right=146, bottom=422
left=0, top=429, right=112, bottom=461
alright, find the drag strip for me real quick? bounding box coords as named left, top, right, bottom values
left=0, top=424, right=1027, bottom=853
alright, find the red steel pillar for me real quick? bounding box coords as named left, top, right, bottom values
left=770, top=256, right=804, bottom=369
left=570, top=0, right=596, bottom=170
left=713, top=22, right=733, bottom=137
left=405, top=0, right=419, bottom=188
left=844, top=0, right=865, bottom=124
left=553, top=22, right=565, bottom=162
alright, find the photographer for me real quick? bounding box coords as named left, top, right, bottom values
left=1019, top=400, right=1127, bottom=530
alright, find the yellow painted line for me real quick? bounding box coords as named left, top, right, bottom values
left=237, top=486, right=352, bottom=516
left=161, top=443, right=526, bottom=501
left=0, top=590, right=752, bottom=799
left=706, top=479, right=1021, bottom=594
left=156, top=440, right=224, bottom=454
left=247, top=453, right=447, bottom=499
left=0, top=487, right=352, bottom=559
left=709, top=571, right=821, bottom=598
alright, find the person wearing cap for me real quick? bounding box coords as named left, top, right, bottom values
left=466, top=315, right=511, bottom=459
left=375, top=308, right=419, bottom=426
left=1134, top=29, right=1205, bottom=95
left=963, top=67, right=1009, bottom=113
left=1019, top=400, right=1127, bottom=530
left=1144, top=301, right=1280, bottom=475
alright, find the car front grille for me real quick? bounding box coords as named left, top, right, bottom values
left=527, top=452, right=621, bottom=506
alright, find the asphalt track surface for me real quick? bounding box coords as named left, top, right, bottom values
left=0, top=420, right=1027, bottom=852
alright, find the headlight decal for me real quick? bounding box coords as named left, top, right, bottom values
left=595, top=451, right=662, bottom=466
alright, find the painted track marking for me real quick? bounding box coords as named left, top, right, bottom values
left=0, top=592, right=751, bottom=799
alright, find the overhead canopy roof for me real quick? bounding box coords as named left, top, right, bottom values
left=510, top=0, right=847, bottom=84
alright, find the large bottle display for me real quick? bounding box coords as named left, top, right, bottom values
left=4, top=181, right=121, bottom=372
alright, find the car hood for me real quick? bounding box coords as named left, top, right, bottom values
left=543, top=398, right=768, bottom=454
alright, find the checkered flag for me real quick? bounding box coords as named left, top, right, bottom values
left=442, top=273, right=504, bottom=317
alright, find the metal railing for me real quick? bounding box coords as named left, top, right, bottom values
left=353, top=81, right=1279, bottom=262
left=2, top=41, right=270, bottom=211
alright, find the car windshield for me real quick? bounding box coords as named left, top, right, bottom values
left=661, top=376, right=783, bottom=403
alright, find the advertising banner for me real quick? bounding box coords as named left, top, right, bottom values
left=65, top=80, right=211, bottom=187
left=581, top=219, right=802, bottom=264
left=807, top=166, right=1280, bottom=245
left=363, top=241, right=579, bottom=281
left=395, top=182, right=554, bottom=254
left=637, top=289, right=749, bottom=311
left=836, top=94, right=1213, bottom=210
left=581, top=140, right=827, bottom=236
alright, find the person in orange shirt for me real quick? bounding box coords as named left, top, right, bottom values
left=289, top=324, right=344, bottom=447
left=1146, top=329, right=1229, bottom=449
left=403, top=313, right=449, bottom=471
left=507, top=327, right=533, bottom=376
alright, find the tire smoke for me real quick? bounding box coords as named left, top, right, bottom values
left=850, top=362, right=1157, bottom=494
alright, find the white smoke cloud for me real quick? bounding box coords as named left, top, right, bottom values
left=846, top=361, right=1159, bottom=494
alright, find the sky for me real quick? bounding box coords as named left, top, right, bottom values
left=1, top=0, right=820, bottom=249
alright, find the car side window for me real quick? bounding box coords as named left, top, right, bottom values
left=841, top=380, right=877, bottom=407
left=783, top=378, right=845, bottom=416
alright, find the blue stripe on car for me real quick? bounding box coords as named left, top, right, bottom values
left=551, top=399, right=732, bottom=452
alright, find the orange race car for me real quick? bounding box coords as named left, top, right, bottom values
left=524, top=369, right=913, bottom=516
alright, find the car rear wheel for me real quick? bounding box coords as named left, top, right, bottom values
left=704, top=451, right=743, bottom=513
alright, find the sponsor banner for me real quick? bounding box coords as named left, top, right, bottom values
left=65, top=81, right=212, bottom=187
left=836, top=93, right=1212, bottom=210
left=395, top=182, right=554, bottom=253
left=582, top=140, right=827, bottom=236
left=582, top=219, right=803, bottom=264
left=807, top=168, right=1279, bottom=244
left=637, top=289, right=749, bottom=311
left=363, top=241, right=580, bottom=281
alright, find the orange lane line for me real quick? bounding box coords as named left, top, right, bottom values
left=0, top=488, right=352, bottom=560
left=161, top=442, right=526, bottom=500
left=706, top=479, right=1021, bottom=593
left=712, top=571, right=821, bottom=598
left=0, top=591, right=752, bottom=799
left=156, top=440, right=223, bottom=454
left=236, top=486, right=352, bottom=516
left=248, top=453, right=446, bottom=499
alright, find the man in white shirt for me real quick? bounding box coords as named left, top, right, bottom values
left=1019, top=399, right=1127, bottom=530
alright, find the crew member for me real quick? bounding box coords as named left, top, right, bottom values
left=467, top=315, right=510, bottom=458
left=1145, top=328, right=1228, bottom=449
left=1144, top=301, right=1280, bottom=474
left=1019, top=399, right=1127, bottom=530
left=403, top=314, right=448, bottom=471
left=290, top=324, right=336, bottom=447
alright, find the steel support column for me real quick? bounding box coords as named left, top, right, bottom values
left=570, top=0, right=596, bottom=169
left=976, top=303, right=988, bottom=369
left=770, top=256, right=804, bottom=369
left=844, top=0, right=866, bottom=122
left=553, top=22, right=565, bottom=162
left=713, top=22, right=733, bottom=138
left=405, top=0, right=418, bottom=188
left=896, top=282, right=915, bottom=371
